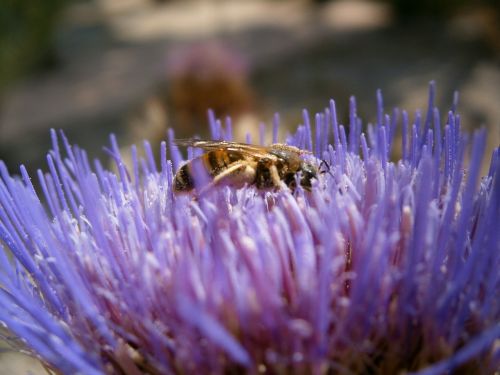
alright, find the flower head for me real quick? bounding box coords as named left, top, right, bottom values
left=0, top=82, right=499, bottom=374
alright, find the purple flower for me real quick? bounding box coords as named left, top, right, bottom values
left=0, top=82, right=499, bottom=374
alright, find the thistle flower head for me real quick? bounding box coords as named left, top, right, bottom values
left=0, top=83, right=499, bottom=375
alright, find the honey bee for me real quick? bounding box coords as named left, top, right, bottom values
left=173, top=140, right=319, bottom=193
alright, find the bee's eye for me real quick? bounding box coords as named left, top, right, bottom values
left=302, top=164, right=317, bottom=178
left=299, top=164, right=317, bottom=190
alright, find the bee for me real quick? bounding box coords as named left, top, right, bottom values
left=173, top=140, right=320, bottom=193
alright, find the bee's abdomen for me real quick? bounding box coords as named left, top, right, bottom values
left=173, top=164, right=194, bottom=192
left=204, top=150, right=242, bottom=175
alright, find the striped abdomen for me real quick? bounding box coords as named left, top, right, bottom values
left=173, top=150, right=245, bottom=192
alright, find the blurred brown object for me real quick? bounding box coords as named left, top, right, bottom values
left=123, top=42, right=255, bottom=155
left=164, top=42, right=254, bottom=138
left=475, top=5, right=500, bottom=56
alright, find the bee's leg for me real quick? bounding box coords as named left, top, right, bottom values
left=255, top=158, right=282, bottom=189
left=198, top=161, right=256, bottom=194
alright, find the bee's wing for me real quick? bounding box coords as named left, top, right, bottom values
left=174, top=139, right=272, bottom=157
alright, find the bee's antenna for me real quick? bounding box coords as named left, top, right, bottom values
left=319, top=160, right=334, bottom=178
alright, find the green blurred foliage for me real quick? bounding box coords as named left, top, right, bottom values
left=0, top=0, right=69, bottom=92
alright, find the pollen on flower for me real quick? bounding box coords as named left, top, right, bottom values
left=0, top=83, right=499, bottom=375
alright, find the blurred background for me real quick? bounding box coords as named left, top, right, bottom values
left=0, top=0, right=499, bottom=372
left=1, top=0, right=499, bottom=176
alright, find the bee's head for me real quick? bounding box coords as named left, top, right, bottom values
left=299, top=162, right=318, bottom=191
